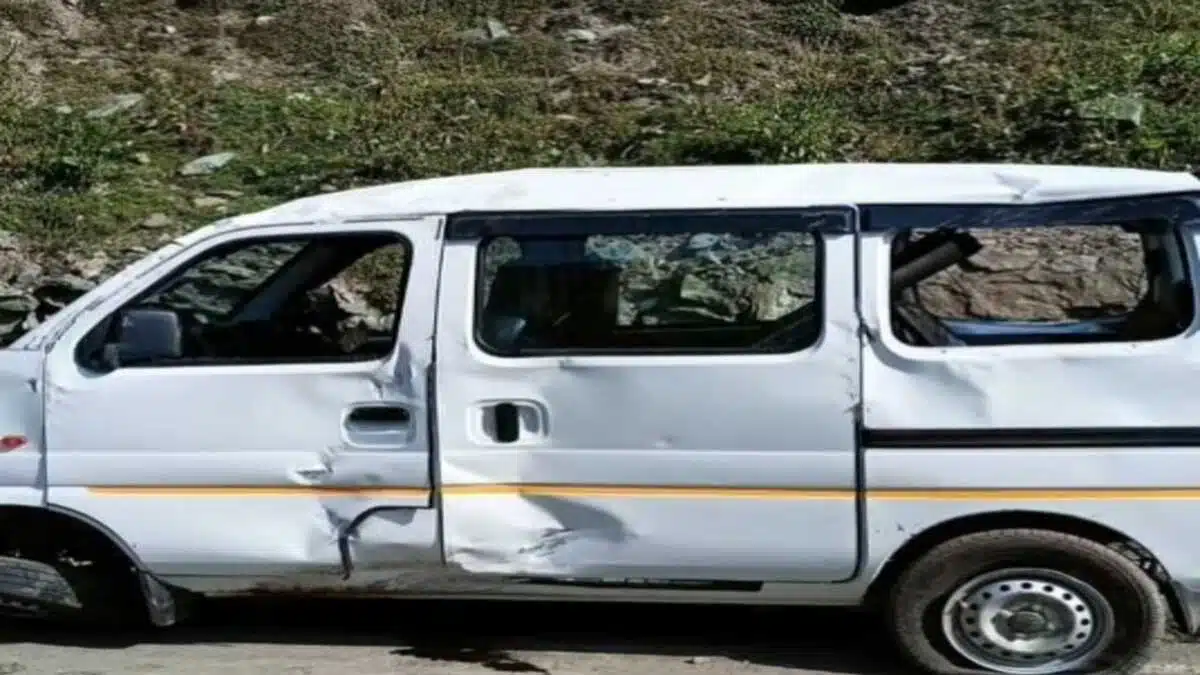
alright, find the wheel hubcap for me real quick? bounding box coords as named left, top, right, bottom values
left=941, top=568, right=1115, bottom=674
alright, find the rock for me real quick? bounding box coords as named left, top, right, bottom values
left=252, top=15, right=276, bottom=28
left=919, top=227, right=1144, bottom=320
left=564, top=28, right=599, bottom=44
left=140, top=213, right=173, bottom=229
left=211, top=68, right=243, bottom=85
left=1078, top=93, right=1145, bottom=127
left=85, top=93, right=144, bottom=119
left=485, top=18, right=512, bottom=40
left=458, top=28, right=489, bottom=42
left=34, top=275, right=96, bottom=315
left=192, top=195, right=228, bottom=209
left=0, top=285, right=37, bottom=343
left=0, top=290, right=37, bottom=314
left=460, top=18, right=513, bottom=44
left=66, top=251, right=109, bottom=280
left=179, top=152, right=237, bottom=176
left=595, top=23, right=634, bottom=39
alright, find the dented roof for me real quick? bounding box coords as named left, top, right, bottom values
left=225, top=163, right=1200, bottom=228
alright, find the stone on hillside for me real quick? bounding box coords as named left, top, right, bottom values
left=140, top=213, right=173, bottom=229
left=86, top=93, right=144, bottom=119
left=485, top=18, right=512, bottom=40
left=1078, top=93, right=1145, bottom=127
left=179, top=152, right=237, bottom=176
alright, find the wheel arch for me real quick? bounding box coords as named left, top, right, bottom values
left=0, top=502, right=145, bottom=566
left=0, top=502, right=179, bottom=625
left=862, top=509, right=1188, bottom=632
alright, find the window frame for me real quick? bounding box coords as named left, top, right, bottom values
left=462, top=208, right=846, bottom=358
left=73, top=229, right=414, bottom=370
left=868, top=194, right=1200, bottom=353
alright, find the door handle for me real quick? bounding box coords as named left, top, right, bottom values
left=346, top=405, right=409, bottom=427
left=492, top=402, right=520, bottom=444
left=479, top=400, right=547, bottom=444
left=342, top=403, right=413, bottom=447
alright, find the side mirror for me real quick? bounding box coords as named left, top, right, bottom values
left=102, top=308, right=183, bottom=369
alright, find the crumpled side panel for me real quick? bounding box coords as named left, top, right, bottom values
left=433, top=234, right=862, bottom=584
left=38, top=219, right=444, bottom=589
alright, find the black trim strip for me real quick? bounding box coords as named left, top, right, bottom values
left=862, top=192, right=1200, bottom=233
left=865, top=427, right=1200, bottom=449
left=511, top=578, right=762, bottom=592
left=446, top=208, right=853, bottom=239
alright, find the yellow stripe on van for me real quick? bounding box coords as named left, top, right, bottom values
left=869, top=488, right=1200, bottom=501
left=440, top=485, right=852, bottom=500
left=81, top=485, right=1200, bottom=501
left=85, top=486, right=429, bottom=498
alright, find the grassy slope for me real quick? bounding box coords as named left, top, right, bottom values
left=1, top=0, right=1199, bottom=259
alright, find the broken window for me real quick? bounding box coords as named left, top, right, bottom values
left=476, top=229, right=821, bottom=355
left=888, top=223, right=1195, bottom=347
left=76, top=231, right=411, bottom=368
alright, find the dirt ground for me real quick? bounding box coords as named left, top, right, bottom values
left=0, top=598, right=1198, bottom=675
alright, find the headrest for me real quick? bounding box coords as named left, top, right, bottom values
left=486, top=262, right=620, bottom=324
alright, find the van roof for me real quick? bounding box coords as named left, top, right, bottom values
left=226, top=163, right=1200, bottom=228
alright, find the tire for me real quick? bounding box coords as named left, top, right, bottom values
left=886, top=529, right=1165, bottom=675
left=0, top=554, right=144, bottom=627
left=0, top=556, right=81, bottom=616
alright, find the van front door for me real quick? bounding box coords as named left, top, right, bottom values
left=41, top=218, right=441, bottom=586
left=434, top=209, right=861, bottom=584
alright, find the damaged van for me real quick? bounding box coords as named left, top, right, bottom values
left=2, top=163, right=1200, bottom=674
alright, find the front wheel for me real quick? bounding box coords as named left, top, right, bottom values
left=887, top=529, right=1166, bottom=674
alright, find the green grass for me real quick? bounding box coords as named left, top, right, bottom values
left=2, top=0, right=1199, bottom=255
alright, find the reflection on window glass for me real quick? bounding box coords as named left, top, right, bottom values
left=139, top=241, right=307, bottom=320
left=477, top=230, right=820, bottom=355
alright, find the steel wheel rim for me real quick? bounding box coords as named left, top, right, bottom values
left=940, top=567, right=1116, bottom=675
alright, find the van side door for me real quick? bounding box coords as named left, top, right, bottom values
left=434, top=208, right=862, bottom=583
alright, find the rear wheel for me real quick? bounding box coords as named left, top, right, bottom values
left=887, top=529, right=1165, bottom=674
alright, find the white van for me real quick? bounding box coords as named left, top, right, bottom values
left=3, top=163, right=1200, bottom=675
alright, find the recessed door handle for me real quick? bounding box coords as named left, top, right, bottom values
left=493, top=402, right=519, bottom=444
left=347, top=405, right=409, bottom=426
left=478, top=400, right=546, bottom=444
left=342, top=403, right=414, bottom=447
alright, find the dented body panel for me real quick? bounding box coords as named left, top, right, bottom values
left=41, top=218, right=442, bottom=583
left=1, top=163, right=1200, bottom=627
left=433, top=210, right=862, bottom=583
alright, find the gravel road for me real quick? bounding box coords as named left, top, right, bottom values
left=1, top=598, right=1198, bottom=675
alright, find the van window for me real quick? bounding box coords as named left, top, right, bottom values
left=475, top=230, right=822, bottom=356
left=888, top=222, right=1195, bottom=347
left=75, top=232, right=411, bottom=368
